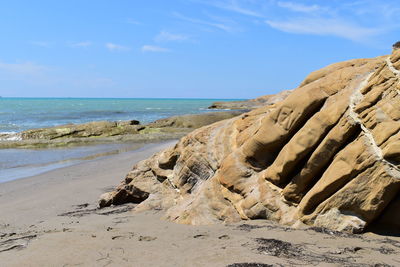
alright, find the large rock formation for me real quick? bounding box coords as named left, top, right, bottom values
left=100, top=45, right=400, bottom=233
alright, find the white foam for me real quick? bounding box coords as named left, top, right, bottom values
left=0, top=131, right=17, bottom=135
left=0, top=132, right=22, bottom=141
left=6, top=135, right=22, bottom=141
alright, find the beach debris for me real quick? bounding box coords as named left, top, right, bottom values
left=58, top=203, right=135, bottom=218
left=236, top=224, right=264, bottom=232
left=307, top=226, right=362, bottom=239
left=255, top=238, right=301, bottom=258
left=250, top=238, right=368, bottom=266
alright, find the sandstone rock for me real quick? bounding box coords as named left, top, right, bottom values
left=20, top=120, right=142, bottom=140
left=208, top=90, right=292, bottom=110
left=147, top=111, right=243, bottom=129
left=99, top=185, right=149, bottom=208
left=100, top=48, right=400, bottom=233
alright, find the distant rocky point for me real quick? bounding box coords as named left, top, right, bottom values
left=393, top=41, right=400, bottom=50
left=101, top=45, right=400, bottom=234
left=208, top=90, right=292, bottom=110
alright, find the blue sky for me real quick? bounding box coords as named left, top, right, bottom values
left=0, top=0, right=399, bottom=98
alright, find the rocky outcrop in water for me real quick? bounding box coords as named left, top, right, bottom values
left=208, top=90, right=292, bottom=110
left=0, top=111, right=242, bottom=148
left=20, top=120, right=142, bottom=140
left=100, top=45, right=400, bottom=233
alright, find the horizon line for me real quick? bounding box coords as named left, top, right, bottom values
left=0, top=96, right=248, bottom=100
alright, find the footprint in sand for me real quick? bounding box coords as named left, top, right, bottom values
left=218, top=235, right=230, bottom=240
left=193, top=234, right=209, bottom=239
left=111, top=232, right=135, bottom=240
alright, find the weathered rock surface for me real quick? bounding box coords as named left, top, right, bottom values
left=101, top=46, right=400, bottom=233
left=208, top=90, right=292, bottom=110
left=20, top=120, right=142, bottom=140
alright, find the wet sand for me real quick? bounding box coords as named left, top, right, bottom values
left=0, top=142, right=150, bottom=183
left=0, top=141, right=399, bottom=267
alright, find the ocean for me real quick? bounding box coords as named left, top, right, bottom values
left=0, top=97, right=241, bottom=182
left=0, top=97, right=239, bottom=133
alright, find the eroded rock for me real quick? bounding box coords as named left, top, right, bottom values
left=100, top=47, right=400, bottom=233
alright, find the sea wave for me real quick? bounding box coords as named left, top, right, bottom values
left=0, top=132, right=22, bottom=141
left=80, top=110, right=127, bottom=115
left=145, top=107, right=173, bottom=110
left=33, top=110, right=131, bottom=121
left=5, top=136, right=22, bottom=141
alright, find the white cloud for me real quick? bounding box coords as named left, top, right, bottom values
left=277, top=1, right=321, bottom=13
left=173, top=12, right=235, bottom=32
left=106, top=43, right=130, bottom=51
left=0, top=61, right=48, bottom=75
left=203, top=0, right=263, bottom=17
left=155, top=31, right=189, bottom=42
left=70, top=41, right=92, bottom=47
left=30, top=41, right=51, bottom=47
left=141, top=45, right=170, bottom=53
left=266, top=18, right=381, bottom=42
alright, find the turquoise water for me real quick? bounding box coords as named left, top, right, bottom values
left=0, top=98, right=242, bottom=182
left=0, top=98, right=241, bottom=133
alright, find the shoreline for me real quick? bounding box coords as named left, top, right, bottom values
left=0, top=109, right=243, bottom=182
left=0, top=140, right=177, bottom=183
left=0, top=139, right=399, bottom=266
left=0, top=140, right=178, bottom=228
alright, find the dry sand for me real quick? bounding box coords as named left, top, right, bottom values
left=0, top=141, right=399, bottom=267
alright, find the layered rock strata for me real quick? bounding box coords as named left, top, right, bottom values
left=101, top=46, right=400, bottom=233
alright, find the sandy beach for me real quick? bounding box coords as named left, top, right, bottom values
left=0, top=140, right=398, bottom=267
